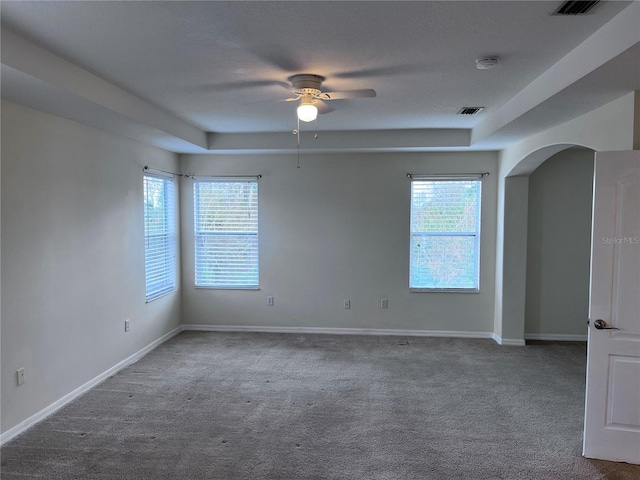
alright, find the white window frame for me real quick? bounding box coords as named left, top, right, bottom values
left=194, top=177, right=259, bottom=289
left=409, top=175, right=482, bottom=292
left=143, top=173, right=177, bottom=302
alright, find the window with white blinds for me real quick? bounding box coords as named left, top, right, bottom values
left=410, top=178, right=482, bottom=291
left=194, top=179, right=259, bottom=288
left=144, top=174, right=176, bottom=301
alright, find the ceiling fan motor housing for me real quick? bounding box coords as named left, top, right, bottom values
left=290, top=74, right=325, bottom=95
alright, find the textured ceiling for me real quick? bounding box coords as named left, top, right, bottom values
left=1, top=1, right=638, bottom=153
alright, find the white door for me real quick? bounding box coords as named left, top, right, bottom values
left=584, top=150, right=640, bottom=463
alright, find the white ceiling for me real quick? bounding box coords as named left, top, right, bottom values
left=1, top=1, right=639, bottom=153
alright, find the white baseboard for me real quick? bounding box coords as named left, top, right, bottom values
left=524, top=333, right=588, bottom=342
left=0, top=326, right=183, bottom=446
left=182, top=324, right=494, bottom=339
left=492, top=333, right=526, bottom=346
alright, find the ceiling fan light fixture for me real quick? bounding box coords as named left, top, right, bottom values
left=297, top=103, right=318, bottom=122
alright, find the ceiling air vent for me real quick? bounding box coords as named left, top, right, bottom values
left=457, top=107, right=484, bottom=116
left=552, top=1, right=600, bottom=15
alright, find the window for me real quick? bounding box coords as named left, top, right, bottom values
left=194, top=178, right=259, bottom=288
left=144, top=174, right=176, bottom=301
left=409, top=177, right=482, bottom=291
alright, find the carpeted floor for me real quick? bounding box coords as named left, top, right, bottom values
left=1, top=332, right=639, bottom=479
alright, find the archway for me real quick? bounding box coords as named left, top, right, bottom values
left=524, top=146, right=595, bottom=341
left=493, top=143, right=595, bottom=345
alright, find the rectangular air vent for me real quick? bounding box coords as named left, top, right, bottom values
left=457, top=107, right=484, bottom=116
left=552, top=1, right=600, bottom=15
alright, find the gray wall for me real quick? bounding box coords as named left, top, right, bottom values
left=1, top=101, right=182, bottom=434
left=180, top=152, right=498, bottom=334
left=525, top=147, right=594, bottom=337
left=498, top=176, right=530, bottom=343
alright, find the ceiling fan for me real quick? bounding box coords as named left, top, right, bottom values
left=283, top=74, right=376, bottom=122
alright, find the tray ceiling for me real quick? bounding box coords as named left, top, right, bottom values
left=1, top=1, right=638, bottom=153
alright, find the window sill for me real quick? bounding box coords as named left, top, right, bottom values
left=410, top=288, right=479, bottom=294
left=195, top=286, right=260, bottom=291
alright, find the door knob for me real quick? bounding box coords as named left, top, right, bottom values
left=593, top=319, right=619, bottom=330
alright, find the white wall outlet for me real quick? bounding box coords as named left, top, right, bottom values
left=343, top=299, right=351, bottom=309
left=124, top=319, right=130, bottom=332
left=17, top=368, right=25, bottom=386
left=381, top=298, right=389, bottom=309
left=267, top=296, right=274, bottom=306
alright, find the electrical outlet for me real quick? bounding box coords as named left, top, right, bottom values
left=17, top=368, right=25, bottom=386
left=267, top=296, right=274, bottom=306
left=343, top=299, right=351, bottom=309
left=381, top=298, right=389, bottom=309
left=125, top=319, right=130, bottom=332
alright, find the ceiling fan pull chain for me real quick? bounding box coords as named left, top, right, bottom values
left=297, top=117, right=301, bottom=169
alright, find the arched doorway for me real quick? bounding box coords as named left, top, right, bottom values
left=494, top=143, right=596, bottom=344
left=524, top=146, right=595, bottom=341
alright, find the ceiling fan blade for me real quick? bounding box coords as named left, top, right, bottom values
left=334, top=64, right=427, bottom=79
left=244, top=96, right=297, bottom=106
left=320, top=89, right=377, bottom=100
left=249, top=46, right=305, bottom=73
left=316, top=100, right=334, bottom=115
left=191, top=80, right=291, bottom=93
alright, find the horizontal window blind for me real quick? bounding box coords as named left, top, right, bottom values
left=410, top=179, right=481, bottom=290
left=144, top=174, right=176, bottom=301
left=194, top=179, right=259, bottom=288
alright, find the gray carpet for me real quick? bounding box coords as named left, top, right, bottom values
left=2, top=332, right=639, bottom=479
